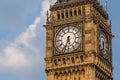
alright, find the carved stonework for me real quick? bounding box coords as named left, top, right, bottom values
left=45, top=0, right=113, bottom=80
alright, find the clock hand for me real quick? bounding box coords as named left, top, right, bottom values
left=66, top=36, right=71, bottom=52
left=63, top=40, right=68, bottom=52
left=63, top=36, right=71, bottom=52
left=67, top=36, right=71, bottom=45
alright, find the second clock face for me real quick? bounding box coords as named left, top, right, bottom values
left=99, top=31, right=108, bottom=58
left=56, top=26, right=82, bottom=53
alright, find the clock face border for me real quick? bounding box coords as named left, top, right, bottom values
left=54, top=24, right=83, bottom=55
left=99, top=30, right=109, bottom=59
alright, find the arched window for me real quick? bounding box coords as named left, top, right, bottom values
left=71, top=57, right=75, bottom=63
left=57, top=12, right=60, bottom=19
left=74, top=10, right=77, bottom=16
left=80, top=56, right=84, bottom=62
left=81, top=68, right=85, bottom=77
left=61, top=12, right=64, bottom=19
left=58, top=59, right=61, bottom=61
left=70, top=10, right=72, bottom=17
left=66, top=11, right=68, bottom=18
left=78, top=9, right=81, bottom=15
left=63, top=58, right=66, bottom=64
left=54, top=59, right=57, bottom=65
left=76, top=56, right=78, bottom=58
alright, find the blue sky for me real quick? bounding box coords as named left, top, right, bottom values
left=0, top=0, right=119, bottom=80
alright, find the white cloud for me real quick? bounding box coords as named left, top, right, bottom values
left=0, top=0, right=58, bottom=80
left=0, top=16, right=39, bottom=71
left=0, top=46, right=29, bottom=69
left=0, top=0, right=51, bottom=79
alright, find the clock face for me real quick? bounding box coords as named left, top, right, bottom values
left=99, top=31, right=108, bottom=58
left=56, top=26, right=82, bottom=53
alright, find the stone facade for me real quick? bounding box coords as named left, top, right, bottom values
left=44, top=0, right=113, bottom=80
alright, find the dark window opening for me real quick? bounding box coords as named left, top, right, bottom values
left=80, top=56, right=84, bottom=62
left=54, top=59, right=57, bottom=65
left=63, top=58, right=66, bottom=64
left=67, top=58, right=69, bottom=60
left=66, top=11, right=68, bottom=18
left=78, top=9, right=81, bottom=15
left=74, top=10, right=77, bottom=16
left=61, top=12, right=64, bottom=19
left=71, top=57, right=75, bottom=63
left=76, top=56, right=78, bottom=58
left=57, top=13, right=60, bottom=19
left=70, top=10, right=72, bottom=17
left=81, top=68, right=85, bottom=77
left=58, top=59, right=61, bottom=61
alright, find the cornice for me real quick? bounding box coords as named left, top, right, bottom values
left=50, top=0, right=91, bottom=11
left=50, top=0, right=108, bottom=19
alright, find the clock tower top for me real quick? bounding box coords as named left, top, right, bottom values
left=45, top=0, right=113, bottom=80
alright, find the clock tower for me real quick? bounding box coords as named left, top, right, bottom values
left=44, top=0, right=113, bottom=80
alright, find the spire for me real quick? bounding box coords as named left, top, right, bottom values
left=109, top=20, right=112, bottom=28
left=46, top=10, right=49, bottom=24
left=105, top=1, right=108, bottom=13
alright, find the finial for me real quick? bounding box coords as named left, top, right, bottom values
left=105, top=1, right=108, bottom=13
left=46, top=10, right=49, bottom=24
left=109, top=20, right=112, bottom=27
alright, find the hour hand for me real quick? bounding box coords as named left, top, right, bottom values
left=64, top=36, right=71, bottom=52
left=66, top=36, right=71, bottom=46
